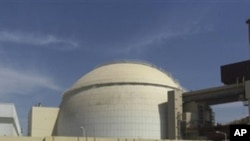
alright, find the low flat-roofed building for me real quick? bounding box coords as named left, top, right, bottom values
left=28, top=106, right=59, bottom=137
left=0, top=103, right=22, bottom=136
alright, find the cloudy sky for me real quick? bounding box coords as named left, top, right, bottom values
left=0, top=0, right=250, bottom=135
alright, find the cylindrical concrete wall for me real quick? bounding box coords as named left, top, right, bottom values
left=56, top=62, right=182, bottom=139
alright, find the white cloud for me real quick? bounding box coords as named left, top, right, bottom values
left=112, top=20, right=215, bottom=56
left=0, top=66, right=62, bottom=98
left=0, top=30, right=79, bottom=49
left=114, top=27, right=201, bottom=55
left=111, top=5, right=215, bottom=56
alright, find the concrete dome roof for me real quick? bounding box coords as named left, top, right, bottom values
left=58, top=61, right=183, bottom=138
left=68, top=61, right=181, bottom=92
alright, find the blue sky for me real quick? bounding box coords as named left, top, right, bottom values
left=0, top=0, right=250, bottom=135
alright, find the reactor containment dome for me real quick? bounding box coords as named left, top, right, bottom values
left=56, top=62, right=182, bottom=139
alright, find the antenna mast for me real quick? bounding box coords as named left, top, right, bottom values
left=246, top=19, right=250, bottom=55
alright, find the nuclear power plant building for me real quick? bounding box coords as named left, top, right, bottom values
left=29, top=62, right=185, bottom=138
left=1, top=61, right=250, bottom=141
left=57, top=62, right=183, bottom=138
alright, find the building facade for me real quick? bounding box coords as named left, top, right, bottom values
left=0, top=103, right=22, bottom=136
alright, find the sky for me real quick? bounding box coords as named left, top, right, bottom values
left=0, top=0, right=250, bottom=135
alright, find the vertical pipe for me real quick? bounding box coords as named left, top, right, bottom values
left=246, top=19, right=250, bottom=59
left=245, top=81, right=250, bottom=124
left=246, top=19, right=250, bottom=46
left=246, top=20, right=250, bottom=123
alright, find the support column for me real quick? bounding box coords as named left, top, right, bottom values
left=167, top=89, right=183, bottom=139
left=245, top=80, right=250, bottom=124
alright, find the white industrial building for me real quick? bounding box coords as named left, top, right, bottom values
left=26, top=61, right=215, bottom=140
left=0, top=103, right=22, bottom=136
left=56, top=62, right=183, bottom=139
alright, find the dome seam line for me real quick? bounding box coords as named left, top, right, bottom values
left=63, top=82, right=181, bottom=99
